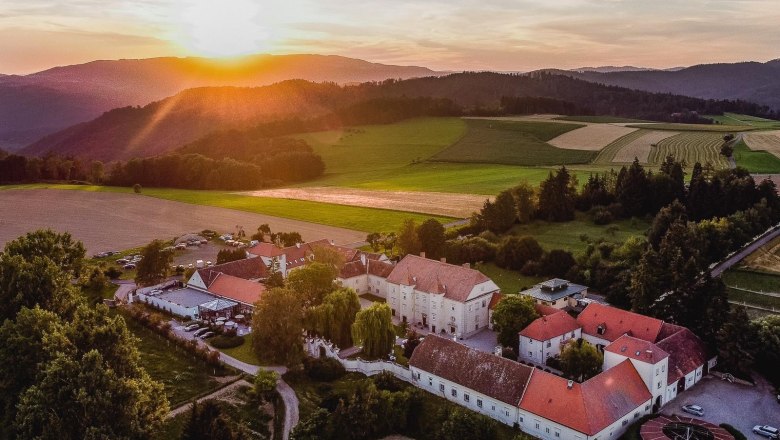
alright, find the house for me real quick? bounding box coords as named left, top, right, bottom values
left=186, top=257, right=268, bottom=316
left=136, top=286, right=217, bottom=320
left=337, top=255, right=395, bottom=296
left=518, top=360, right=653, bottom=440
left=654, top=325, right=710, bottom=403
left=520, top=279, right=588, bottom=309
left=603, top=335, right=669, bottom=409
left=386, top=255, right=500, bottom=338
left=409, top=335, right=534, bottom=427
left=204, top=273, right=265, bottom=316
left=188, top=257, right=268, bottom=290
left=576, top=302, right=664, bottom=351
left=519, top=311, right=581, bottom=364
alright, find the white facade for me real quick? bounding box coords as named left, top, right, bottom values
left=409, top=366, right=519, bottom=427
left=136, top=292, right=200, bottom=319
left=387, top=281, right=496, bottom=338
left=520, top=328, right=581, bottom=364
left=604, top=351, right=668, bottom=407
left=519, top=400, right=652, bottom=440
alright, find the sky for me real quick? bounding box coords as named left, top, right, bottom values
left=1, top=0, right=779, bottom=74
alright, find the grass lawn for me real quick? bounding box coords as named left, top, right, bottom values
left=291, top=117, right=467, bottom=175
left=122, top=314, right=227, bottom=407
left=508, top=213, right=649, bottom=254
left=554, top=115, right=652, bottom=123
left=474, top=262, right=543, bottom=293
left=1, top=184, right=453, bottom=232
left=431, top=119, right=595, bottom=166
left=722, top=268, right=780, bottom=309
left=733, top=139, right=780, bottom=173
left=218, top=332, right=260, bottom=365
left=706, top=113, right=780, bottom=130
left=626, top=123, right=755, bottom=132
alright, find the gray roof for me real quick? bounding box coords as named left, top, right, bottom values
left=156, top=288, right=217, bottom=308
left=199, top=298, right=238, bottom=311
left=520, top=279, right=587, bottom=302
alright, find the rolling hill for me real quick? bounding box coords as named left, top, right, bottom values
left=554, top=59, right=780, bottom=110
left=0, top=54, right=436, bottom=151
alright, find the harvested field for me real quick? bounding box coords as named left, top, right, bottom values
left=743, top=130, right=780, bottom=157
left=0, top=189, right=365, bottom=253
left=612, top=130, right=679, bottom=163
left=648, top=132, right=729, bottom=168
left=239, top=187, right=488, bottom=218
left=626, top=123, right=754, bottom=132
left=547, top=124, right=637, bottom=151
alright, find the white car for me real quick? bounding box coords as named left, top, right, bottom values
left=192, top=328, right=209, bottom=337
left=184, top=324, right=200, bottom=332
left=753, top=426, right=779, bottom=439
left=681, top=404, right=704, bottom=417
left=199, top=332, right=215, bottom=339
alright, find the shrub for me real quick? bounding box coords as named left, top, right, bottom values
left=209, top=335, right=245, bottom=349
left=132, top=183, right=142, bottom=194
left=592, top=206, right=614, bottom=225
left=546, top=356, right=562, bottom=370
left=103, top=266, right=123, bottom=279
left=373, top=371, right=405, bottom=392
left=495, top=235, right=543, bottom=270
left=719, top=424, right=747, bottom=440
left=304, top=357, right=346, bottom=382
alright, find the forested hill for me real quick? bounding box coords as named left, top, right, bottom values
left=22, top=72, right=777, bottom=161
left=0, top=54, right=436, bottom=150
left=545, top=59, right=780, bottom=110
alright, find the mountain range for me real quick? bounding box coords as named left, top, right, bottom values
left=0, top=54, right=435, bottom=151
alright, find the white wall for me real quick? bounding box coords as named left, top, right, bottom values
left=137, top=293, right=198, bottom=319
left=520, top=328, right=581, bottom=364
left=519, top=398, right=651, bottom=440
left=603, top=352, right=668, bottom=406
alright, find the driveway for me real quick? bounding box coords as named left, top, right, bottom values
left=671, top=375, right=779, bottom=439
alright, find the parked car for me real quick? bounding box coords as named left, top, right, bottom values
left=753, top=426, right=779, bottom=439
left=199, top=332, right=215, bottom=339
left=123, top=263, right=136, bottom=270
left=184, top=324, right=200, bottom=332
left=193, top=328, right=210, bottom=337
left=206, top=261, right=213, bottom=267
left=175, top=243, right=186, bottom=250
left=681, top=404, right=704, bottom=417
left=196, top=260, right=204, bottom=268
left=116, top=258, right=129, bottom=265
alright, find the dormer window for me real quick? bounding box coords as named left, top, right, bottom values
left=597, top=324, right=606, bottom=335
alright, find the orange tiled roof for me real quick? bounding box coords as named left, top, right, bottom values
left=387, top=255, right=495, bottom=302
left=605, top=334, right=669, bottom=364
left=520, top=312, right=579, bottom=341
left=196, top=258, right=268, bottom=286
left=655, top=327, right=708, bottom=384
left=534, top=303, right=564, bottom=316
left=520, top=360, right=651, bottom=435
left=576, top=303, right=663, bottom=343
left=489, top=292, right=503, bottom=310
left=207, top=273, right=265, bottom=306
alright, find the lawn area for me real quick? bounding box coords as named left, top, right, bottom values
left=121, top=314, right=228, bottom=407
left=1, top=184, right=452, bottom=232
left=508, top=213, right=649, bottom=254
left=706, top=113, right=780, bottom=130
left=554, top=115, right=652, bottom=123
left=722, top=268, right=780, bottom=309
left=431, top=119, right=595, bottom=166
left=626, top=123, right=754, bottom=132
left=217, top=333, right=260, bottom=365
left=733, top=139, right=780, bottom=173
left=291, top=117, right=467, bottom=175
left=474, top=262, right=543, bottom=293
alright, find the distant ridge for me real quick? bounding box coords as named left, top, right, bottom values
left=0, top=54, right=437, bottom=150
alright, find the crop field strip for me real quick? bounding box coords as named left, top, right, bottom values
left=547, top=124, right=637, bottom=151
left=612, top=130, right=680, bottom=163
left=430, top=119, right=597, bottom=166
left=593, top=129, right=649, bottom=164
left=647, top=132, right=729, bottom=168
left=743, top=130, right=780, bottom=158
left=626, top=122, right=755, bottom=132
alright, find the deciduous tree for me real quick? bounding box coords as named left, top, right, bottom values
left=352, top=303, right=395, bottom=358
left=397, top=219, right=422, bottom=257
left=286, top=262, right=338, bottom=306
left=490, top=295, right=538, bottom=353
left=560, top=339, right=603, bottom=382
left=135, top=239, right=173, bottom=287
left=252, top=288, right=304, bottom=366
left=417, top=218, right=446, bottom=260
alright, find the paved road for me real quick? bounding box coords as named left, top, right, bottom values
left=710, top=225, right=780, bottom=277
left=168, top=321, right=299, bottom=439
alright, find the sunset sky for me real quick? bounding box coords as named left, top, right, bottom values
left=2, top=0, right=779, bottom=74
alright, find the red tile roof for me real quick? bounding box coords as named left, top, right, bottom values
left=207, top=274, right=265, bottom=306
left=387, top=255, right=496, bottom=302
left=534, top=303, right=564, bottom=316
left=655, top=328, right=708, bottom=384
left=605, top=335, right=669, bottom=364
left=247, top=242, right=284, bottom=257
left=409, top=335, right=534, bottom=406
left=196, top=258, right=268, bottom=286
left=520, top=312, right=579, bottom=341
left=520, top=360, right=651, bottom=435
left=338, top=258, right=395, bottom=279
left=576, top=303, right=663, bottom=343
left=489, top=292, right=503, bottom=310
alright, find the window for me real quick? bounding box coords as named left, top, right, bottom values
left=482, top=300, right=486, bottom=307
left=492, top=405, right=496, bottom=411
left=519, top=416, right=524, bottom=423
left=645, top=404, right=650, bottom=411
left=622, top=420, right=629, bottom=427
left=529, top=338, right=533, bottom=343
left=468, top=304, right=472, bottom=311
left=535, top=423, right=540, bottom=429
left=429, top=377, right=433, bottom=386
left=464, top=394, right=470, bottom=402
left=546, top=341, right=552, bottom=348
left=571, top=332, right=575, bottom=338
left=662, top=365, right=665, bottom=372
left=657, top=382, right=661, bottom=389
left=546, top=427, right=551, bottom=434
left=656, top=368, right=660, bottom=376
left=555, top=432, right=561, bottom=438
left=477, top=399, right=482, bottom=408
left=529, top=351, right=533, bottom=357
left=634, top=412, right=640, bottom=419
left=451, top=305, right=455, bottom=311
left=416, top=372, right=421, bottom=379
left=439, top=384, right=444, bottom=392
left=451, top=389, right=457, bottom=397
left=552, top=300, right=556, bottom=305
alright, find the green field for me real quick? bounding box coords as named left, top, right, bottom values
left=217, top=333, right=261, bottom=365
left=509, top=213, right=650, bottom=254
left=292, top=117, right=467, bottom=175
left=723, top=268, right=780, bottom=309
left=430, top=119, right=595, bottom=166
left=474, top=262, right=543, bottom=293
left=592, top=129, right=651, bottom=164
left=733, top=139, right=780, bottom=173
left=648, top=132, right=729, bottom=168
left=626, top=123, right=754, bottom=132
left=554, top=115, right=651, bottom=123
left=706, top=113, right=780, bottom=130
left=2, top=184, right=453, bottom=232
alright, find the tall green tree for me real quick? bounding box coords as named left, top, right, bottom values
left=311, top=288, right=361, bottom=348
left=478, top=190, right=517, bottom=233
left=510, top=181, right=538, bottom=224
left=352, top=303, right=395, bottom=358
left=286, top=262, right=338, bottom=306
left=417, top=218, right=446, bottom=260
left=752, top=315, right=780, bottom=385
left=0, top=254, right=81, bottom=322
left=366, top=233, right=382, bottom=252
left=252, top=288, right=304, bottom=366
left=135, top=239, right=173, bottom=286
left=495, top=236, right=544, bottom=271
left=490, top=295, right=538, bottom=353
left=716, top=306, right=756, bottom=379
left=216, top=248, right=246, bottom=265
left=397, top=219, right=422, bottom=257
left=3, top=229, right=86, bottom=277
left=615, top=159, right=650, bottom=217
left=560, top=339, right=603, bottom=382
left=434, top=408, right=497, bottom=440
left=537, top=167, right=577, bottom=222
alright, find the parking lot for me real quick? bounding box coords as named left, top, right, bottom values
left=671, top=375, right=779, bottom=438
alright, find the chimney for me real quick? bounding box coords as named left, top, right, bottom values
left=296, top=243, right=301, bottom=248
left=420, top=251, right=426, bottom=259
left=330, top=239, right=335, bottom=245
left=360, top=253, right=367, bottom=265
left=440, top=257, right=446, bottom=263
left=567, top=380, right=573, bottom=390
left=462, top=262, right=470, bottom=269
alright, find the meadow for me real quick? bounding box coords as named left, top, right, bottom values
left=733, top=139, right=780, bottom=173
left=626, top=123, right=754, bottom=132
left=722, top=269, right=780, bottom=309
left=430, top=119, right=596, bottom=166
left=706, top=113, right=780, bottom=130
left=553, top=115, right=652, bottom=123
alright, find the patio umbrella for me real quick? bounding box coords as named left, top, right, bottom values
left=214, top=321, right=224, bottom=326
left=234, top=314, right=245, bottom=320
left=225, top=321, right=236, bottom=327
left=216, top=317, right=226, bottom=321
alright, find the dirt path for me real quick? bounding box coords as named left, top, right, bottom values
left=238, top=187, right=488, bottom=218
left=0, top=189, right=364, bottom=253
left=167, top=379, right=251, bottom=418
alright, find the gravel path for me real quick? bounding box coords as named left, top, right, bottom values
left=0, top=189, right=364, bottom=254
left=166, top=379, right=251, bottom=418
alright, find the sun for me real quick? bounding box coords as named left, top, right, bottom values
left=174, top=0, right=273, bottom=58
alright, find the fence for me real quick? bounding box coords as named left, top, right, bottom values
left=304, top=337, right=414, bottom=383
